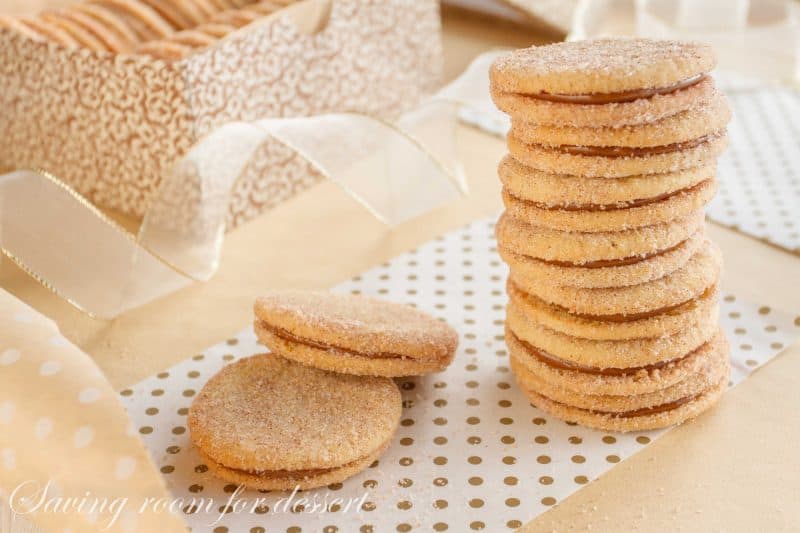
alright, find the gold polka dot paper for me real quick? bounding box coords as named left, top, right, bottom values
left=120, top=217, right=799, bottom=531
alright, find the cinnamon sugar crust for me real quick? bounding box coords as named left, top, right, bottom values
left=495, top=210, right=704, bottom=264
left=188, top=354, right=401, bottom=478
left=489, top=38, right=715, bottom=95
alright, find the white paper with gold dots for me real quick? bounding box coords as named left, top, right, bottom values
left=461, top=76, right=800, bottom=255
left=117, top=216, right=799, bottom=532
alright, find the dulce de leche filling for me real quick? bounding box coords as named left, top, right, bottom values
left=512, top=330, right=701, bottom=377
left=528, top=238, right=685, bottom=269
left=259, top=321, right=408, bottom=360
left=554, top=134, right=714, bottom=158
left=522, top=74, right=707, bottom=105
left=510, top=179, right=709, bottom=214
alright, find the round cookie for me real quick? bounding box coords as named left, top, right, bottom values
left=491, top=76, right=716, bottom=128
left=519, top=369, right=728, bottom=432
left=71, top=4, right=139, bottom=49
left=56, top=8, right=131, bottom=52
left=40, top=12, right=108, bottom=51
left=495, top=210, right=704, bottom=265
left=506, top=279, right=718, bottom=341
left=0, top=15, right=47, bottom=41
left=489, top=38, right=715, bottom=96
left=254, top=289, right=458, bottom=377
left=511, top=333, right=728, bottom=412
left=91, top=0, right=175, bottom=41
left=500, top=229, right=703, bottom=289
left=507, top=326, right=725, bottom=396
left=510, top=240, right=722, bottom=316
left=507, top=130, right=728, bottom=178
left=18, top=16, right=79, bottom=47
left=502, top=178, right=716, bottom=232
left=499, top=155, right=715, bottom=208
left=506, top=300, right=718, bottom=368
left=188, top=354, right=401, bottom=490
left=509, top=89, right=730, bottom=148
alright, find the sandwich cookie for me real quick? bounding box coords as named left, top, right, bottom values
left=492, top=76, right=715, bottom=129
left=489, top=38, right=716, bottom=128
left=495, top=210, right=703, bottom=265
left=506, top=301, right=718, bottom=369
left=501, top=178, right=716, bottom=232
left=510, top=240, right=722, bottom=317
left=518, top=368, right=728, bottom=432
left=507, top=326, right=726, bottom=396
left=254, top=289, right=458, bottom=377
left=0, top=15, right=47, bottom=42
left=500, top=229, right=704, bottom=289
left=509, top=89, right=730, bottom=148
left=40, top=11, right=109, bottom=51
left=71, top=4, right=139, bottom=50
left=498, top=155, right=715, bottom=208
left=506, top=279, right=718, bottom=341
left=507, top=130, right=728, bottom=178
left=188, top=354, right=401, bottom=490
left=18, top=16, right=79, bottom=47
left=511, top=331, right=728, bottom=412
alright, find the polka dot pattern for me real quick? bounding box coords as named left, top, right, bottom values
left=119, top=217, right=799, bottom=531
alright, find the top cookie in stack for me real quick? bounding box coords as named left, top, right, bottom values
left=490, top=38, right=731, bottom=432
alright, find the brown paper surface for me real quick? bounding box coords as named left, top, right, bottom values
left=1, top=6, right=798, bottom=532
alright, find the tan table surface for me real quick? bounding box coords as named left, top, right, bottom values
left=2, top=4, right=799, bottom=532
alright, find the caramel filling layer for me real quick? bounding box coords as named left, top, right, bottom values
left=513, top=330, right=701, bottom=376
left=521, top=74, right=706, bottom=105
left=510, top=179, right=707, bottom=214
left=513, top=239, right=684, bottom=269
left=259, top=322, right=407, bottom=360
left=550, top=134, right=715, bottom=158
left=557, top=285, right=713, bottom=323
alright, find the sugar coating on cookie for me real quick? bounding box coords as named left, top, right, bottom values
left=188, top=354, right=401, bottom=490
left=254, top=289, right=458, bottom=376
left=490, top=38, right=715, bottom=95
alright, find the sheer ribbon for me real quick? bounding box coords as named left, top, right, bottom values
left=0, top=52, right=501, bottom=319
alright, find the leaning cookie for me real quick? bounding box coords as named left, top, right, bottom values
left=188, top=354, right=401, bottom=490
left=254, top=289, right=458, bottom=377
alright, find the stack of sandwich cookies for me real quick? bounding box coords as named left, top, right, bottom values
left=490, top=38, right=731, bottom=432
left=189, top=290, right=458, bottom=490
